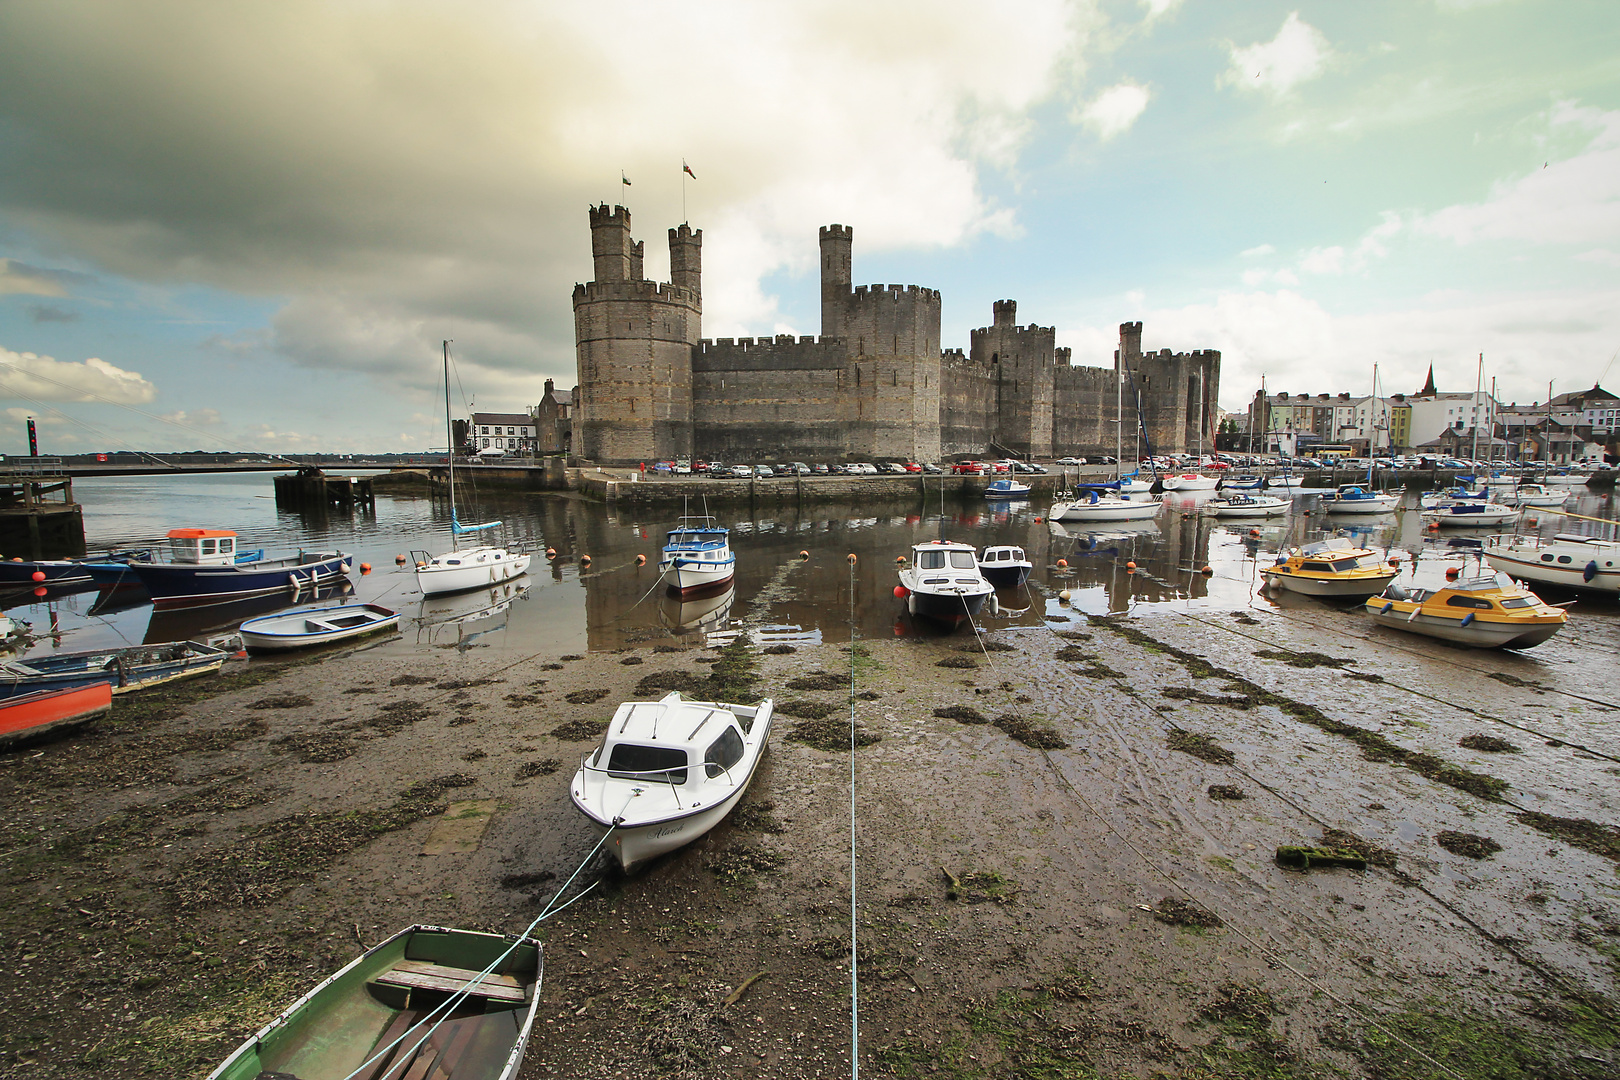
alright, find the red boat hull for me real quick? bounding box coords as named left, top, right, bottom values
left=0, top=683, right=113, bottom=749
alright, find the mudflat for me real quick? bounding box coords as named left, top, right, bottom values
left=2, top=598, right=1618, bottom=1079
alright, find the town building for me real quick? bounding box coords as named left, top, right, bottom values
left=570, top=205, right=1219, bottom=465
left=468, top=412, right=537, bottom=456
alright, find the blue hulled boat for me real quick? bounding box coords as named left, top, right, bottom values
left=128, top=529, right=351, bottom=609
left=0, top=640, right=227, bottom=699
left=0, top=549, right=152, bottom=587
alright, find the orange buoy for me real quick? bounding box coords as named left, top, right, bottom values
left=415, top=561, right=426, bottom=569
left=1126, top=560, right=1137, bottom=570
left=895, top=555, right=906, bottom=564
left=580, top=554, right=591, bottom=565
left=10, top=557, right=21, bottom=562
left=1127, top=567, right=1136, bottom=574
left=799, top=550, right=810, bottom=559
left=894, top=585, right=909, bottom=599
left=32, top=586, right=46, bottom=597
left=1527, top=516, right=1538, bottom=526
left=1249, top=528, right=1261, bottom=538
left=359, top=563, right=371, bottom=574
left=1034, top=516, right=1043, bottom=522
left=395, top=554, right=406, bottom=565
left=546, top=547, right=557, bottom=559
left=30, top=570, right=45, bottom=582
left=1445, top=566, right=1460, bottom=579
left=1058, top=589, right=1071, bottom=602
left=635, top=554, right=646, bottom=565
left=1201, top=565, right=1214, bottom=576
left=847, top=553, right=857, bottom=564
left=1056, top=558, right=1068, bottom=568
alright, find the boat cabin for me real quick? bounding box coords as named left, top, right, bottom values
left=1382, top=573, right=1543, bottom=611
left=164, top=528, right=239, bottom=566
left=912, top=541, right=978, bottom=572
left=979, top=545, right=1029, bottom=566
left=587, top=693, right=752, bottom=789
left=663, top=527, right=728, bottom=551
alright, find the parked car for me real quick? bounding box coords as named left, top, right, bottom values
left=921, top=462, right=943, bottom=474
left=952, top=461, right=984, bottom=475
left=727, top=464, right=753, bottom=478
left=812, top=463, right=830, bottom=475
left=692, top=461, right=714, bottom=474
left=784, top=461, right=811, bottom=475
left=902, top=462, right=922, bottom=473
left=1055, top=456, right=1081, bottom=466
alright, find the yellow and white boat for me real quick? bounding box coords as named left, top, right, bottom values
left=1261, top=537, right=1398, bottom=598
left=1365, top=571, right=1567, bottom=649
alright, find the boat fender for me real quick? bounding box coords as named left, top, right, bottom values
left=1058, top=590, right=1072, bottom=602
left=1407, top=606, right=1421, bottom=622
left=1460, top=613, right=1475, bottom=627
left=1378, top=602, right=1394, bottom=614
left=1585, top=560, right=1599, bottom=583
left=893, top=585, right=909, bottom=599
left=30, top=570, right=44, bottom=582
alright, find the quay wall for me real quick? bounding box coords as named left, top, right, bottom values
left=569, top=471, right=1073, bottom=507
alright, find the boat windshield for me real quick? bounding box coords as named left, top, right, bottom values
left=1498, top=596, right=1536, bottom=609
left=606, top=744, right=689, bottom=785
left=669, top=532, right=715, bottom=546
left=703, top=726, right=745, bottom=778
left=919, top=551, right=946, bottom=569
left=950, top=551, right=976, bottom=569
left=1329, top=558, right=1364, bottom=572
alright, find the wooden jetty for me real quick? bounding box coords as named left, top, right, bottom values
left=0, top=459, right=85, bottom=560
left=272, top=467, right=376, bottom=511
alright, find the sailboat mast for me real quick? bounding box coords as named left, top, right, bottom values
left=1114, top=345, right=1123, bottom=482
left=1471, top=352, right=1483, bottom=463
left=443, top=340, right=457, bottom=547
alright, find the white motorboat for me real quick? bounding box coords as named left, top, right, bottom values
left=1318, top=484, right=1399, bottom=514
left=416, top=343, right=531, bottom=597
left=1420, top=501, right=1520, bottom=528
left=1482, top=533, right=1620, bottom=596
left=1265, top=474, right=1305, bottom=491
left=1220, top=474, right=1264, bottom=491
left=977, top=545, right=1032, bottom=588
left=657, top=517, right=735, bottom=594
left=1160, top=473, right=1219, bottom=492
left=896, top=539, right=995, bottom=624
left=1419, top=485, right=1486, bottom=509
left=1494, top=484, right=1569, bottom=508
left=1051, top=489, right=1161, bottom=522
left=1205, top=494, right=1289, bottom=517
left=1541, top=472, right=1591, bottom=487
left=570, top=691, right=773, bottom=871
left=239, top=602, right=401, bottom=652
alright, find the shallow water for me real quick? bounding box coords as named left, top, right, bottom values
left=3, top=474, right=1614, bottom=661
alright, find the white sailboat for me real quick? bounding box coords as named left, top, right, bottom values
left=414, top=342, right=532, bottom=597
left=1052, top=339, right=1163, bottom=522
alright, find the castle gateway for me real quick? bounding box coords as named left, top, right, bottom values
left=572, top=205, right=1218, bottom=464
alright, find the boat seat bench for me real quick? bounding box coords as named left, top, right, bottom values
left=372, top=959, right=528, bottom=1003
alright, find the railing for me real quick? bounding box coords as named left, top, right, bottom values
left=0, top=456, right=65, bottom=478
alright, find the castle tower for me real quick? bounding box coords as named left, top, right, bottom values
left=669, top=223, right=702, bottom=299
left=819, top=225, right=853, bottom=337
left=574, top=204, right=699, bottom=463
left=1128, top=322, right=1220, bottom=456
left=970, top=299, right=1056, bottom=459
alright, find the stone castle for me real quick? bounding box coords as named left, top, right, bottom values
left=572, top=205, right=1219, bottom=464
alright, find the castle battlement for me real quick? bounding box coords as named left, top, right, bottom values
left=850, top=283, right=941, bottom=302
left=572, top=279, right=699, bottom=307
left=700, top=334, right=836, bottom=351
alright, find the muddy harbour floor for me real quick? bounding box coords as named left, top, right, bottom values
left=3, top=565, right=1620, bottom=1080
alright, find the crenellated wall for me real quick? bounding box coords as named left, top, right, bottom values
left=573, top=209, right=1216, bottom=464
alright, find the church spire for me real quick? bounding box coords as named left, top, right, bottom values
left=1419, top=363, right=1437, bottom=396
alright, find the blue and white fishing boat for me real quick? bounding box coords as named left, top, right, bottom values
left=658, top=516, right=735, bottom=595
left=983, top=478, right=1031, bottom=499
left=128, top=529, right=351, bottom=609
left=0, top=548, right=152, bottom=587
left=0, top=640, right=228, bottom=699
left=977, top=544, right=1032, bottom=588
left=1420, top=500, right=1520, bottom=528
left=1220, top=474, right=1264, bottom=491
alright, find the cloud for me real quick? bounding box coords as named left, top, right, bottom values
left=1116, top=285, right=1620, bottom=412
left=1240, top=244, right=1275, bottom=258
left=1415, top=100, right=1620, bottom=247
left=1074, top=82, right=1150, bottom=141
left=0, top=346, right=157, bottom=404
left=28, top=304, right=78, bottom=323
left=1138, top=0, right=1181, bottom=19
left=0, top=1, right=1082, bottom=396
left=0, top=258, right=72, bottom=297
left=1222, top=12, right=1332, bottom=97
left=159, top=407, right=221, bottom=427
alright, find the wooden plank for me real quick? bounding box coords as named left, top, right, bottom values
left=355, top=1009, right=422, bottom=1080
left=419, top=799, right=498, bottom=856
left=390, top=960, right=524, bottom=991
left=373, top=965, right=526, bottom=1003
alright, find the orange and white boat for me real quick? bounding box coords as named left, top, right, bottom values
left=1365, top=572, right=1568, bottom=649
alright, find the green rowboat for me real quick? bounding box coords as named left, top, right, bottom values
left=209, top=924, right=542, bottom=1080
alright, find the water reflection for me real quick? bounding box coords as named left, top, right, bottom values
left=6, top=476, right=1614, bottom=659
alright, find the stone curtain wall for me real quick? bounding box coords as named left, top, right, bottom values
left=693, top=336, right=850, bottom=462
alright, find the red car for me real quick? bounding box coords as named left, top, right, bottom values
left=902, top=462, right=922, bottom=473
left=951, top=461, right=985, bottom=475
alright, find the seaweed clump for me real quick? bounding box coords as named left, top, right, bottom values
left=1436, top=830, right=1502, bottom=859
left=934, top=705, right=989, bottom=724
left=992, top=713, right=1068, bottom=750
left=777, top=699, right=838, bottom=720
left=936, top=656, right=978, bottom=669
left=1207, top=784, right=1245, bottom=801
left=1154, top=897, right=1222, bottom=928
left=1459, top=733, right=1519, bottom=753
left=1162, top=687, right=1254, bottom=709
left=785, top=718, right=880, bottom=751
left=1167, top=728, right=1235, bottom=766
left=1516, top=812, right=1620, bottom=866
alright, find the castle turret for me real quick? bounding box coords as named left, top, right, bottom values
left=574, top=205, right=699, bottom=463
left=820, top=224, right=853, bottom=336
left=589, top=204, right=636, bottom=283
left=971, top=299, right=1055, bottom=459
left=993, top=300, right=1017, bottom=328
left=669, top=223, right=702, bottom=299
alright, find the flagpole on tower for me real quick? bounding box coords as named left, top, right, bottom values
left=682, top=160, right=696, bottom=224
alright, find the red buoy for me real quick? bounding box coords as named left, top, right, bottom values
left=395, top=554, right=406, bottom=565
left=894, top=585, right=910, bottom=599
left=635, top=554, right=646, bottom=565
left=33, top=586, right=46, bottom=597
left=847, top=553, right=857, bottom=564
left=30, top=570, right=45, bottom=582
left=1126, top=560, right=1137, bottom=570
left=1056, top=558, right=1068, bottom=568
left=1445, top=566, right=1460, bottom=579
left=359, top=563, right=372, bottom=574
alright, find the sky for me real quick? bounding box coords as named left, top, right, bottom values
left=1, top=0, right=1618, bottom=455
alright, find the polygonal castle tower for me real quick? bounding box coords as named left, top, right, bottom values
left=572, top=205, right=702, bottom=463
left=1118, top=321, right=1221, bottom=458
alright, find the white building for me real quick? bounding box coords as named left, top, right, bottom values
left=469, top=411, right=537, bottom=456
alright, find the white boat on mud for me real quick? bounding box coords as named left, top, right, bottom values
left=896, top=539, right=996, bottom=624
left=1482, top=533, right=1620, bottom=596
left=571, top=690, right=773, bottom=872
left=239, top=602, right=401, bottom=652
left=1365, top=572, right=1568, bottom=649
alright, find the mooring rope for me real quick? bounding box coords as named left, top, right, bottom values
left=847, top=552, right=860, bottom=1080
